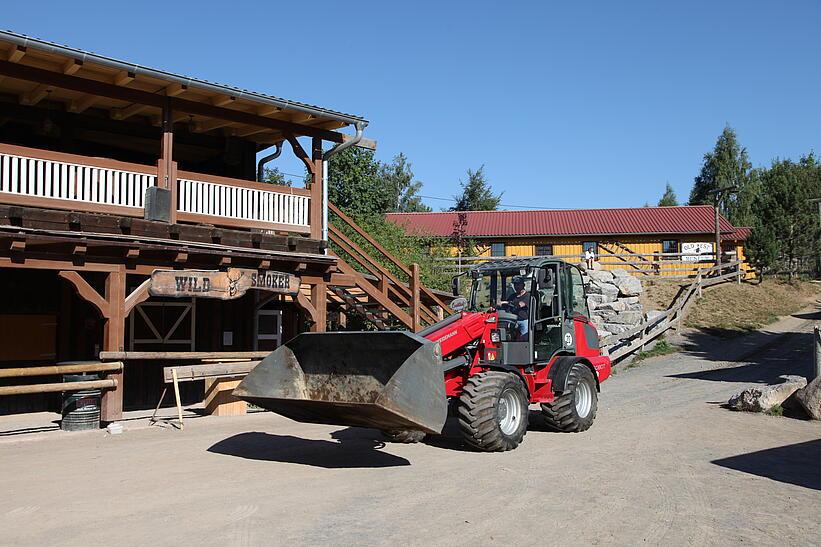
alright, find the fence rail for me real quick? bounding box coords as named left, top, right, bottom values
left=601, top=260, right=743, bottom=361
left=436, top=251, right=744, bottom=279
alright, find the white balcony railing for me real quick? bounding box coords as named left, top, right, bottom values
left=0, top=146, right=156, bottom=214
left=177, top=173, right=310, bottom=233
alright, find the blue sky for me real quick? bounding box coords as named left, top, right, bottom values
left=6, top=1, right=820, bottom=210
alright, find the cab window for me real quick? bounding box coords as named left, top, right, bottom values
left=566, top=266, right=588, bottom=318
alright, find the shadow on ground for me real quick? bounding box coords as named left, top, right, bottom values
left=207, top=428, right=410, bottom=468
left=712, top=439, right=821, bottom=491
left=670, top=328, right=813, bottom=384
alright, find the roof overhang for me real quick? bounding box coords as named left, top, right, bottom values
left=0, top=30, right=368, bottom=147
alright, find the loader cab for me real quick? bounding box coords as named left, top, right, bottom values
left=469, top=259, right=593, bottom=364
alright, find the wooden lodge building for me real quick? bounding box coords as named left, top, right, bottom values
left=0, top=32, right=449, bottom=422
left=387, top=206, right=752, bottom=276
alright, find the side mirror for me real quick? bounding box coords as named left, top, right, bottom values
left=450, top=297, right=468, bottom=312
left=451, top=276, right=461, bottom=296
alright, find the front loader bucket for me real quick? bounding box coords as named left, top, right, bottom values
left=233, top=331, right=447, bottom=434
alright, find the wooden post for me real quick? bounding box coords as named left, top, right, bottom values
left=101, top=269, right=126, bottom=422
left=714, top=203, right=721, bottom=268
left=310, top=137, right=323, bottom=241
left=410, top=263, right=421, bottom=332
left=813, top=325, right=820, bottom=381
left=310, top=282, right=327, bottom=332
left=204, top=378, right=247, bottom=416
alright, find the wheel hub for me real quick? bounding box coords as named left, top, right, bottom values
left=575, top=381, right=592, bottom=418
left=498, top=388, right=521, bottom=435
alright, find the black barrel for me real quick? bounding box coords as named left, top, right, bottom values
left=61, top=374, right=101, bottom=431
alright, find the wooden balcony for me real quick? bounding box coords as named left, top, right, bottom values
left=0, top=143, right=312, bottom=235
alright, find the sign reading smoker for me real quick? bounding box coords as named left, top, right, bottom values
left=149, top=268, right=301, bottom=300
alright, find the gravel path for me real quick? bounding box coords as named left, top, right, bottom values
left=1, top=306, right=819, bottom=546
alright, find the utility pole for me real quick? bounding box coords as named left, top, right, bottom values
left=709, top=186, right=738, bottom=268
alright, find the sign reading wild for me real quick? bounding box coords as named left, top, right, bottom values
left=149, top=268, right=300, bottom=300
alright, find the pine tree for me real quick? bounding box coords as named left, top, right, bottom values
left=689, top=125, right=752, bottom=223
left=450, top=166, right=503, bottom=211
left=379, top=153, right=431, bottom=212
left=657, top=183, right=679, bottom=206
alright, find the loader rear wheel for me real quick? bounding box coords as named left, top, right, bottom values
left=457, top=371, right=528, bottom=452
left=382, top=429, right=426, bottom=444
left=541, top=363, right=598, bottom=432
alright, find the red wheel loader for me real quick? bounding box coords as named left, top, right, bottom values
left=234, top=258, right=611, bottom=452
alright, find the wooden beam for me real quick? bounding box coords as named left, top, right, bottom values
left=68, top=95, right=98, bottom=114
left=111, top=103, right=150, bottom=120
left=287, top=134, right=315, bottom=174
left=20, top=84, right=52, bottom=106
left=236, top=126, right=269, bottom=138
left=165, top=83, right=188, bottom=97
left=58, top=270, right=109, bottom=317
left=0, top=60, right=345, bottom=143
left=211, top=94, right=237, bottom=107
left=7, top=46, right=25, bottom=63
left=61, top=59, right=83, bottom=75
left=124, top=278, right=151, bottom=315
left=195, top=118, right=234, bottom=133
left=175, top=252, right=188, bottom=263
left=113, top=70, right=135, bottom=86
left=257, top=105, right=282, bottom=116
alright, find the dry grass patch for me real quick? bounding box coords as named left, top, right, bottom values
left=642, top=278, right=820, bottom=336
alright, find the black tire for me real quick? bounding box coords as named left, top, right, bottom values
left=541, top=363, right=598, bottom=432
left=457, top=371, right=529, bottom=452
left=382, top=429, right=426, bottom=444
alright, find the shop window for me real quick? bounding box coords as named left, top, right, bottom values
left=662, top=240, right=679, bottom=254
left=490, top=242, right=506, bottom=257
left=582, top=241, right=598, bottom=254
left=535, top=244, right=553, bottom=256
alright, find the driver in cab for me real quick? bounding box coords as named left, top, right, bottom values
left=500, top=277, right=530, bottom=340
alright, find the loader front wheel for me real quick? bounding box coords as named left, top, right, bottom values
left=457, top=371, right=528, bottom=452
left=541, top=363, right=598, bottom=432
left=382, top=429, right=426, bottom=444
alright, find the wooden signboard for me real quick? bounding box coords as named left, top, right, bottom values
left=149, top=268, right=301, bottom=300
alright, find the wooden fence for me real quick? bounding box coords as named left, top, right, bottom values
left=601, top=260, right=743, bottom=361
left=435, top=251, right=744, bottom=279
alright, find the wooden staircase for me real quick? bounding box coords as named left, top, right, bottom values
left=598, top=241, right=654, bottom=275
left=326, top=203, right=451, bottom=331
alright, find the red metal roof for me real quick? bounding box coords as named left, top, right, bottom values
left=386, top=205, right=742, bottom=238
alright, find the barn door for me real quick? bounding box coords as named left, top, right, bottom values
left=129, top=300, right=196, bottom=351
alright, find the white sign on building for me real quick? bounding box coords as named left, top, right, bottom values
left=681, top=242, right=714, bottom=262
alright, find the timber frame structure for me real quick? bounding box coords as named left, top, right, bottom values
left=0, top=31, right=449, bottom=424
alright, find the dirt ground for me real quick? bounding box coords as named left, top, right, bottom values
left=1, top=306, right=819, bottom=546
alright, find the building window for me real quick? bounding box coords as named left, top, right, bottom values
left=490, top=242, right=506, bottom=257
left=662, top=240, right=679, bottom=255
left=582, top=241, right=598, bottom=255
left=535, top=244, right=553, bottom=256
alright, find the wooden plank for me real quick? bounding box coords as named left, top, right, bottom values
left=162, top=361, right=259, bottom=383
left=0, top=379, right=116, bottom=396
left=204, top=378, right=247, bottom=416
left=149, top=268, right=301, bottom=300
left=100, top=350, right=270, bottom=360
left=0, top=362, right=122, bottom=378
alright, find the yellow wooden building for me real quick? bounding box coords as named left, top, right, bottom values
left=387, top=206, right=752, bottom=277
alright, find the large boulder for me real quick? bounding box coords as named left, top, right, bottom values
left=588, top=281, right=619, bottom=299
left=597, top=300, right=628, bottom=312
left=587, top=292, right=616, bottom=305
left=728, top=375, right=808, bottom=413
left=601, top=323, right=631, bottom=334
left=614, top=275, right=643, bottom=297
left=588, top=270, right=615, bottom=283
left=794, top=375, right=821, bottom=420
left=607, top=311, right=644, bottom=325
left=611, top=268, right=630, bottom=278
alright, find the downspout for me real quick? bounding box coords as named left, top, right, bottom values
left=320, top=122, right=366, bottom=253
left=256, top=142, right=283, bottom=182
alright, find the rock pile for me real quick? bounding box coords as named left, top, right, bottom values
left=580, top=265, right=645, bottom=338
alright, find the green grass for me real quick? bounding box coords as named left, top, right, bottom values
left=765, top=404, right=784, bottom=417
left=626, top=340, right=679, bottom=369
